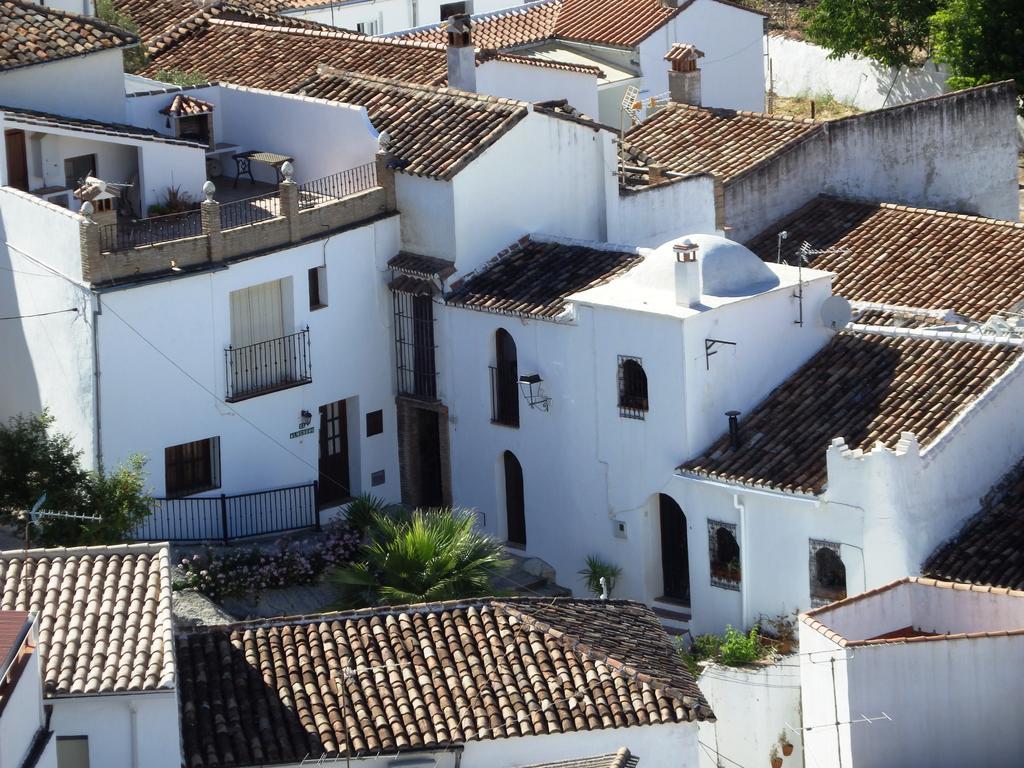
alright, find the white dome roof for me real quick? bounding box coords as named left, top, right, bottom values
left=687, top=234, right=780, bottom=297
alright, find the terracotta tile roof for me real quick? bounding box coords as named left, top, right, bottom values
left=446, top=236, right=643, bottom=318
left=0, top=543, right=175, bottom=697
left=0, top=0, right=137, bottom=71
left=621, top=102, right=821, bottom=183
left=399, top=0, right=761, bottom=49
left=664, top=42, right=703, bottom=62
left=0, top=103, right=204, bottom=146
left=143, top=13, right=454, bottom=88
left=745, top=197, right=1024, bottom=324
left=296, top=69, right=528, bottom=180
left=177, top=597, right=711, bottom=768
left=681, top=330, right=1023, bottom=495
left=388, top=252, right=456, bottom=279
left=526, top=748, right=639, bottom=768
left=925, top=459, right=1024, bottom=590
left=0, top=610, right=30, bottom=672
left=160, top=93, right=213, bottom=116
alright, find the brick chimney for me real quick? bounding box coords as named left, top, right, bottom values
left=673, top=239, right=701, bottom=307
left=665, top=44, right=704, bottom=107
left=446, top=14, right=476, bottom=93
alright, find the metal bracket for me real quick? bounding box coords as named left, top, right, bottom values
left=705, top=338, right=737, bottom=370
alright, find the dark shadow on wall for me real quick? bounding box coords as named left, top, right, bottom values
left=0, top=222, right=43, bottom=422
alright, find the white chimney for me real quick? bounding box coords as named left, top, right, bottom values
left=665, top=44, right=704, bottom=107
left=446, top=14, right=476, bottom=93
left=674, top=239, right=701, bottom=307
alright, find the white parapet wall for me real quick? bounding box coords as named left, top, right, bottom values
left=766, top=35, right=950, bottom=110
left=697, top=657, right=803, bottom=768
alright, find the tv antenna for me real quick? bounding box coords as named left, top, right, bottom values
left=793, top=241, right=849, bottom=326
left=20, top=493, right=102, bottom=548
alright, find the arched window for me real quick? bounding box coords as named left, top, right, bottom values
left=492, top=329, right=519, bottom=427
left=504, top=451, right=526, bottom=547
left=618, top=356, right=648, bottom=419
left=810, top=541, right=847, bottom=606
left=709, top=520, right=740, bottom=589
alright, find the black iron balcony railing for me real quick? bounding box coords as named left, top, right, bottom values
left=134, top=481, right=319, bottom=543
left=225, top=328, right=312, bottom=402
left=298, top=162, right=378, bottom=210
left=220, top=190, right=282, bottom=230
left=99, top=209, right=202, bottom=251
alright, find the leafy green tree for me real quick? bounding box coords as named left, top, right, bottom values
left=94, top=0, right=147, bottom=73
left=151, top=69, right=211, bottom=87
left=803, top=0, right=939, bottom=68
left=930, top=0, right=1024, bottom=97
left=330, top=508, right=510, bottom=607
left=0, top=411, right=152, bottom=545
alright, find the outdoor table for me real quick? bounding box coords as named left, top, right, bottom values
left=233, top=150, right=294, bottom=187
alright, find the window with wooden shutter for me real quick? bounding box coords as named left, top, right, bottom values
left=165, top=437, right=221, bottom=497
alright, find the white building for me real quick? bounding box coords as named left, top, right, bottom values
left=800, top=577, right=1024, bottom=768
left=395, top=0, right=768, bottom=123
left=175, top=597, right=714, bottom=768
left=0, top=543, right=179, bottom=768
left=0, top=612, right=57, bottom=768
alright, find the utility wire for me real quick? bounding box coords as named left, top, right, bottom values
left=0, top=307, right=78, bottom=320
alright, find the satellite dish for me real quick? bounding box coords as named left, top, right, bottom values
left=821, top=295, right=852, bottom=330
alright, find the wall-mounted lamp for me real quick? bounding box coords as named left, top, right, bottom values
left=299, top=409, right=313, bottom=428
left=518, top=373, right=551, bottom=411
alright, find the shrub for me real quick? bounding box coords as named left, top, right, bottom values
left=719, top=625, right=763, bottom=665
left=578, top=554, right=622, bottom=597
left=174, top=519, right=361, bottom=600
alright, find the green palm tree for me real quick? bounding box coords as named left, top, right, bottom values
left=330, top=507, right=511, bottom=608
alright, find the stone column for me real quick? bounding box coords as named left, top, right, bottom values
left=375, top=149, right=397, bottom=212
left=201, top=181, right=224, bottom=262
left=278, top=161, right=301, bottom=243
left=79, top=201, right=100, bottom=283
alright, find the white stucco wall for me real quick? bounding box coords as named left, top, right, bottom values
left=0, top=646, right=55, bottom=768
left=450, top=111, right=611, bottom=274
left=476, top=60, right=600, bottom=118
left=639, top=0, right=766, bottom=112
left=395, top=173, right=456, bottom=260
left=0, top=50, right=127, bottom=122
left=800, top=589, right=1024, bottom=768
left=126, top=85, right=379, bottom=187
left=697, top=658, right=803, bottom=768
left=49, top=691, right=181, bottom=768
left=767, top=35, right=949, bottom=110
left=607, top=174, right=720, bottom=247
left=727, top=83, right=1021, bottom=242
left=282, top=0, right=409, bottom=32
left=0, top=189, right=97, bottom=465
left=96, top=216, right=402, bottom=503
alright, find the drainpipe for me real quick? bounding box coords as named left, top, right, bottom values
left=733, top=493, right=748, bottom=628
left=92, top=291, right=104, bottom=471
left=129, top=702, right=139, bottom=768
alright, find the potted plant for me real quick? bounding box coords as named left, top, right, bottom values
left=779, top=731, right=794, bottom=757
left=578, top=554, right=622, bottom=598
left=769, top=744, right=782, bottom=768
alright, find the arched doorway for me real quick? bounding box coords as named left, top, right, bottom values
left=504, top=450, right=526, bottom=548
left=659, top=494, right=690, bottom=604
left=494, top=329, right=519, bottom=427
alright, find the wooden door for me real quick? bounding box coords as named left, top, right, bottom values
left=318, top=399, right=350, bottom=507
left=416, top=408, right=444, bottom=507
left=495, top=329, right=519, bottom=426
left=5, top=130, right=28, bottom=191
left=659, top=494, right=690, bottom=604
left=504, top=450, right=526, bottom=548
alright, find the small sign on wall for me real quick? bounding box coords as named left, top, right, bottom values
left=289, top=427, right=314, bottom=439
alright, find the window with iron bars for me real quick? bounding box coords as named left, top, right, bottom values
left=393, top=289, right=438, bottom=400
left=617, top=355, right=649, bottom=419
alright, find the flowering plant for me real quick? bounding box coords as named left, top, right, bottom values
left=174, top=519, right=361, bottom=600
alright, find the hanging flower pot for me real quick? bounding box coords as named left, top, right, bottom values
left=780, top=731, right=794, bottom=757
left=770, top=745, right=782, bottom=768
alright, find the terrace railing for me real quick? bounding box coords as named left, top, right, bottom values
left=134, top=481, right=319, bottom=543
left=225, top=327, right=312, bottom=402
left=99, top=209, right=202, bottom=251
left=220, top=190, right=282, bottom=230
left=298, top=162, right=378, bottom=210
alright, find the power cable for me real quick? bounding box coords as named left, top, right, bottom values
left=0, top=307, right=78, bottom=320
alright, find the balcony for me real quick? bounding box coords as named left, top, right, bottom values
left=225, top=328, right=312, bottom=402
left=82, top=161, right=393, bottom=285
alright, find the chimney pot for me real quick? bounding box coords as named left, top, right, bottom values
left=446, top=13, right=477, bottom=92
left=665, top=44, right=704, bottom=106
left=673, top=239, right=701, bottom=307
left=726, top=410, right=741, bottom=450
